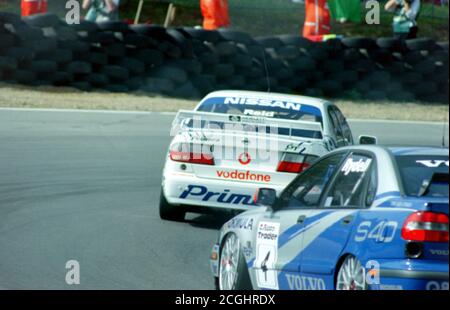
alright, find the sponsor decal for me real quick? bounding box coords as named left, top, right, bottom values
left=244, top=109, right=275, bottom=118
left=416, top=160, right=449, bottom=168
left=255, top=222, right=280, bottom=290
left=430, top=249, right=449, bottom=256
left=426, top=281, right=449, bottom=290
left=341, top=158, right=372, bottom=176
left=238, top=152, right=251, bottom=165
left=179, top=185, right=255, bottom=206
left=285, top=142, right=307, bottom=154
left=227, top=217, right=254, bottom=230
left=379, top=284, right=403, bottom=290
left=285, top=274, right=326, bottom=290
left=228, top=114, right=265, bottom=124
left=224, top=97, right=301, bottom=111
left=216, top=170, right=271, bottom=183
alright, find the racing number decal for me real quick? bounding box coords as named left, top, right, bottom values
left=254, top=222, right=280, bottom=290
left=355, top=221, right=398, bottom=243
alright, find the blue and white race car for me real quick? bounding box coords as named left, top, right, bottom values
left=210, top=146, right=449, bottom=290
left=160, top=90, right=364, bottom=221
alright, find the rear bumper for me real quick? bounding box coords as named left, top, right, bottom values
left=371, top=259, right=449, bottom=290
left=162, top=170, right=287, bottom=211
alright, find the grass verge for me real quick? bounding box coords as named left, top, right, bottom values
left=1, top=83, right=448, bottom=122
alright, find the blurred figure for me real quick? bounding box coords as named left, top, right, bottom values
left=83, top=0, right=120, bottom=22
left=201, top=0, right=230, bottom=30
left=21, top=0, right=48, bottom=17
left=385, top=0, right=421, bottom=40
left=303, top=0, right=331, bottom=41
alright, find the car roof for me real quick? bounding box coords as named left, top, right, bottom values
left=198, top=90, right=332, bottom=109
left=329, top=145, right=449, bottom=157
left=387, top=147, right=449, bottom=156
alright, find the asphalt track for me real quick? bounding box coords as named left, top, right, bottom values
left=0, top=108, right=448, bottom=289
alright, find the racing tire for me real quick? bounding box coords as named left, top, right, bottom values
left=70, top=20, right=99, bottom=33
left=65, top=61, right=92, bottom=75
left=405, top=38, right=436, bottom=52
left=23, top=13, right=61, bottom=28
left=55, top=26, right=78, bottom=41
left=97, top=21, right=129, bottom=33
left=159, top=189, right=185, bottom=222
left=218, top=29, right=254, bottom=45
left=277, top=35, right=312, bottom=48
left=152, top=66, right=188, bottom=85
left=255, top=36, right=283, bottom=49
left=181, top=28, right=222, bottom=43
left=276, top=45, right=300, bottom=60
left=0, top=12, right=25, bottom=27
left=336, top=255, right=367, bottom=290
left=102, top=65, right=129, bottom=81
left=342, top=37, right=377, bottom=50
left=132, top=49, right=164, bottom=67
left=211, top=41, right=238, bottom=57
left=376, top=37, right=404, bottom=52
left=4, top=47, right=34, bottom=63
left=0, top=33, right=15, bottom=49
left=218, top=233, right=252, bottom=290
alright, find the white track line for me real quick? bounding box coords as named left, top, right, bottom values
left=0, top=107, right=446, bottom=125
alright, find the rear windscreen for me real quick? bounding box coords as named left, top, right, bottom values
left=195, top=97, right=323, bottom=139
left=396, top=155, right=449, bottom=197
left=198, top=97, right=323, bottom=122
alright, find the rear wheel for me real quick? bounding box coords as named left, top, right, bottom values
left=336, top=255, right=367, bottom=290
left=159, top=189, right=185, bottom=221
left=218, top=233, right=252, bottom=290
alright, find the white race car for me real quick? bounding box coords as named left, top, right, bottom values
left=160, top=90, right=358, bottom=221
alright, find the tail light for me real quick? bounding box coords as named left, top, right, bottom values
left=277, top=153, right=317, bottom=173
left=169, top=143, right=215, bottom=166
left=401, top=211, right=449, bottom=243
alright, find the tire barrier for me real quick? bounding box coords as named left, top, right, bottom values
left=1, top=12, right=448, bottom=103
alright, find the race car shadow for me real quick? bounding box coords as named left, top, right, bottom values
left=186, top=212, right=236, bottom=230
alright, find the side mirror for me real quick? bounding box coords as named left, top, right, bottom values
left=253, top=188, right=278, bottom=210
left=359, top=135, right=377, bottom=145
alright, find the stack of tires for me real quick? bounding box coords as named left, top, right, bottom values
left=1, top=11, right=448, bottom=103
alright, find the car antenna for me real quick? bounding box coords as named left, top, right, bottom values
left=261, top=47, right=271, bottom=93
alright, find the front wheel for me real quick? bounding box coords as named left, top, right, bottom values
left=218, top=233, right=252, bottom=290
left=159, top=189, right=185, bottom=221
left=336, top=255, right=367, bottom=290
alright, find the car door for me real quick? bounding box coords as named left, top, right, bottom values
left=299, top=152, right=377, bottom=287
left=252, top=152, right=348, bottom=290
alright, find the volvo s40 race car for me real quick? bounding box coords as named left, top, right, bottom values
left=210, top=146, right=449, bottom=290
left=160, top=90, right=357, bottom=221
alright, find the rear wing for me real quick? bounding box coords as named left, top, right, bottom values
left=171, top=110, right=323, bottom=139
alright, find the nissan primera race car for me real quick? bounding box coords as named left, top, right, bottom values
left=160, top=90, right=356, bottom=221
left=210, top=146, right=449, bottom=290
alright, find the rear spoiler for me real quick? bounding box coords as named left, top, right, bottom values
left=171, top=110, right=323, bottom=138
left=419, top=172, right=449, bottom=197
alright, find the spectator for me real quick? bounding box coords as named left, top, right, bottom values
left=385, top=0, right=421, bottom=40
left=83, top=0, right=120, bottom=22
left=303, top=0, right=331, bottom=41
left=21, top=0, right=48, bottom=17
left=200, top=0, right=230, bottom=30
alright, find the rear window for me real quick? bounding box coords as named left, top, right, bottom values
left=195, top=96, right=323, bottom=139
left=396, top=155, right=449, bottom=197
left=197, top=97, right=323, bottom=122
